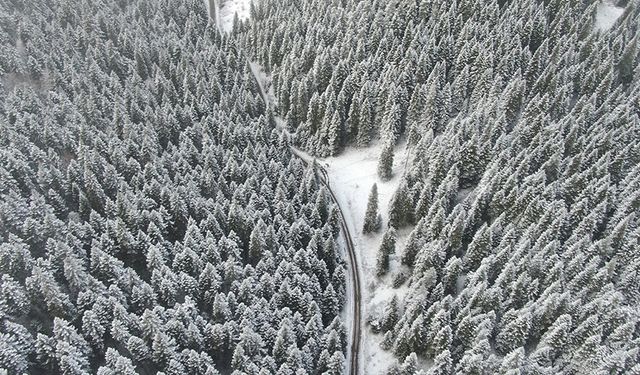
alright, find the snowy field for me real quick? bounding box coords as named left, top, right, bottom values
left=595, top=1, right=625, bottom=31
left=219, top=0, right=253, bottom=32
left=319, top=142, right=414, bottom=374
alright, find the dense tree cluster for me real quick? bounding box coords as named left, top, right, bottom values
left=238, top=0, right=640, bottom=373
left=0, top=0, right=347, bottom=373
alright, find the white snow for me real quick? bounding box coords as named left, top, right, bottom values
left=321, top=141, right=411, bottom=234
left=594, top=1, right=624, bottom=31
left=250, top=62, right=278, bottom=107
left=219, top=0, right=253, bottom=33
left=318, top=141, right=415, bottom=374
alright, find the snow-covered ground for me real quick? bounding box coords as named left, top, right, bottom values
left=319, top=142, right=414, bottom=374
left=595, top=1, right=625, bottom=31
left=219, top=0, right=253, bottom=32
left=250, top=62, right=278, bottom=107
left=321, top=142, right=410, bottom=232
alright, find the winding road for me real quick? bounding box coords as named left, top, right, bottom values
left=205, top=2, right=362, bottom=373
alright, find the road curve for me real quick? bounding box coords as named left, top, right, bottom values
left=205, top=2, right=361, bottom=373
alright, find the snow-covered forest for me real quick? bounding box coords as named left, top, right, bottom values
left=1, top=0, right=639, bottom=374
left=0, top=0, right=348, bottom=373
left=234, top=0, right=640, bottom=373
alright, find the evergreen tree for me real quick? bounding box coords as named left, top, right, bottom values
left=381, top=295, right=400, bottom=332
left=427, top=350, right=453, bottom=375
left=249, top=223, right=266, bottom=263
left=322, top=284, right=340, bottom=324
left=357, top=98, right=374, bottom=147
left=376, top=228, right=397, bottom=277
left=327, top=112, right=342, bottom=156
left=400, top=352, right=418, bottom=375
left=378, top=142, right=395, bottom=181
left=496, top=310, right=531, bottom=355
left=388, top=184, right=413, bottom=228
left=363, top=184, right=381, bottom=234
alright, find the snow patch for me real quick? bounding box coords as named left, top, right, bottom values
left=594, top=1, right=624, bottom=31
left=219, top=0, right=254, bottom=32
left=249, top=62, right=278, bottom=107
left=455, top=187, right=474, bottom=205
left=321, top=141, right=411, bottom=233
left=362, top=332, right=401, bottom=374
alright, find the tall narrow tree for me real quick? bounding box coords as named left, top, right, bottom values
left=376, top=228, right=397, bottom=277
left=378, top=142, right=395, bottom=181
left=363, top=184, right=381, bottom=233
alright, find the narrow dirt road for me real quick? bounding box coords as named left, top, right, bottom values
left=205, top=3, right=361, bottom=373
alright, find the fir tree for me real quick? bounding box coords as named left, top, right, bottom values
left=388, top=184, right=413, bottom=228
left=363, top=184, right=381, bottom=234
left=381, top=296, right=400, bottom=332
left=378, top=142, right=395, bottom=181
left=357, top=98, right=374, bottom=147
left=376, top=228, right=397, bottom=277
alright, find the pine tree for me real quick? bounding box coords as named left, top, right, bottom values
left=357, top=98, right=373, bottom=147
left=400, top=352, right=418, bottom=375
left=152, top=332, right=177, bottom=367
left=363, top=184, right=381, bottom=233
left=496, top=310, right=531, bottom=355
left=327, top=112, right=342, bottom=156
left=383, top=102, right=403, bottom=144
left=97, top=348, right=137, bottom=375
left=231, top=344, right=248, bottom=371
left=347, top=94, right=361, bottom=140
left=427, top=350, right=452, bottom=375
left=381, top=296, right=399, bottom=332
left=378, top=142, right=395, bottom=181
left=498, top=347, right=525, bottom=375
left=323, top=351, right=345, bottom=375
left=53, top=317, right=91, bottom=374
left=388, top=184, right=412, bottom=228
left=0, top=326, right=31, bottom=374
left=322, top=284, right=340, bottom=324
left=249, top=223, right=266, bottom=263
left=376, top=228, right=397, bottom=277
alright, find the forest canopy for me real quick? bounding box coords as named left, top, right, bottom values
left=238, top=0, right=640, bottom=373
left=0, top=0, right=347, bottom=374
left=1, top=0, right=640, bottom=373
